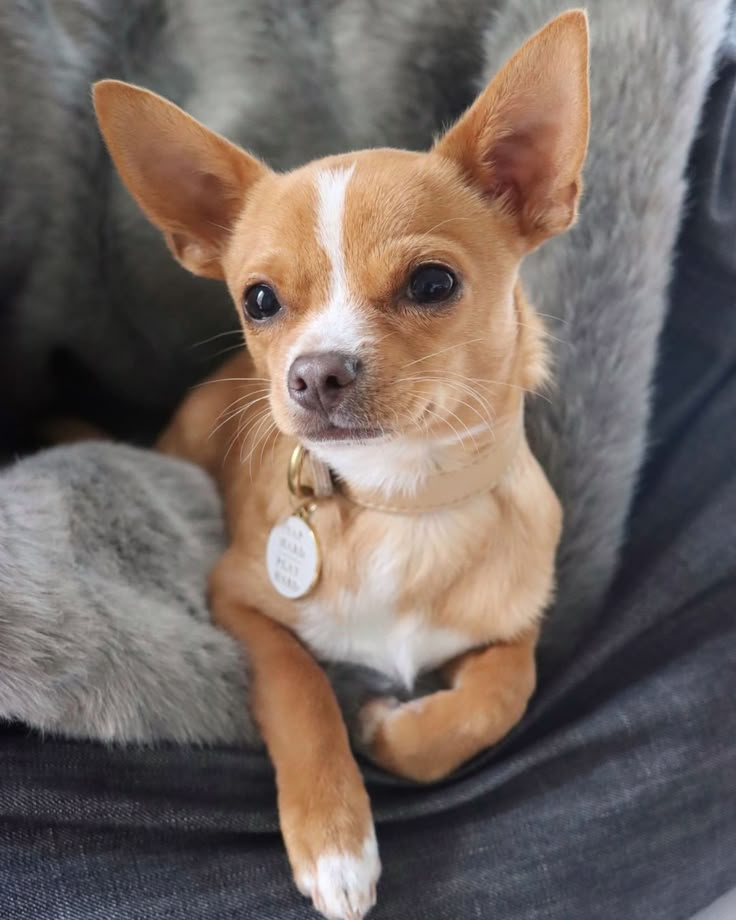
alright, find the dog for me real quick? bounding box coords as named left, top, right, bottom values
left=94, top=10, right=589, bottom=918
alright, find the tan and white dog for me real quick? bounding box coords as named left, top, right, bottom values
left=94, top=11, right=588, bottom=919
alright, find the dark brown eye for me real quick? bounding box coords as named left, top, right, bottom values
left=244, top=283, right=281, bottom=320
left=408, top=265, right=457, bottom=305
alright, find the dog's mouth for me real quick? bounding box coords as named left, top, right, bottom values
left=302, top=424, right=387, bottom=444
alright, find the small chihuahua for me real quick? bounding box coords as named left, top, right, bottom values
left=94, top=10, right=588, bottom=919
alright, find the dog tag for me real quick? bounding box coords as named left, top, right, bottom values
left=266, top=508, right=321, bottom=599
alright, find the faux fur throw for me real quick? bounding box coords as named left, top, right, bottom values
left=0, top=0, right=731, bottom=743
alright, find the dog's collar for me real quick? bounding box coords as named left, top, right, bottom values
left=288, top=414, right=525, bottom=515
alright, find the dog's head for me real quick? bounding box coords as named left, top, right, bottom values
left=94, top=11, right=588, bottom=466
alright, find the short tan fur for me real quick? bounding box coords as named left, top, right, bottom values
left=94, top=12, right=589, bottom=918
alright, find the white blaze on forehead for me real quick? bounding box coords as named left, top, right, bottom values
left=316, top=164, right=354, bottom=307
left=288, top=164, right=371, bottom=361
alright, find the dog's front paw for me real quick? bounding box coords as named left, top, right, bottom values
left=357, top=696, right=401, bottom=747
left=280, top=769, right=380, bottom=920
left=294, top=829, right=380, bottom=920
left=358, top=694, right=459, bottom=783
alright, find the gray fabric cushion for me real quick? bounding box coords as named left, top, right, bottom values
left=0, top=445, right=253, bottom=745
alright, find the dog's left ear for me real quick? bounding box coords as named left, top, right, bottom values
left=434, top=10, right=590, bottom=249
left=93, top=80, right=268, bottom=279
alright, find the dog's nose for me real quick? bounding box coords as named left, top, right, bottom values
left=287, top=351, right=360, bottom=413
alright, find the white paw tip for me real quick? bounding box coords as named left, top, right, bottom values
left=358, top=697, right=400, bottom=745
left=298, top=833, right=381, bottom=920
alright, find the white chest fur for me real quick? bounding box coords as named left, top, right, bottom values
left=294, top=534, right=473, bottom=688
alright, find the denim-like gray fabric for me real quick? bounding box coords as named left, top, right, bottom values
left=694, top=891, right=736, bottom=920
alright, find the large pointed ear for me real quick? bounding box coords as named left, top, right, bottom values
left=93, top=80, right=268, bottom=278
left=434, top=10, right=590, bottom=248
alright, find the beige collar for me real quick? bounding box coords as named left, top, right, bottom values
left=288, top=414, right=525, bottom=515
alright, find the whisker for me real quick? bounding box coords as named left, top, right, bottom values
left=223, top=404, right=271, bottom=466
left=208, top=394, right=272, bottom=440
left=243, top=410, right=277, bottom=474
left=407, top=384, right=490, bottom=439
left=205, top=218, right=234, bottom=234
left=258, top=421, right=280, bottom=471
left=512, top=319, right=569, bottom=349
left=412, top=215, right=475, bottom=240
left=235, top=408, right=272, bottom=467
left=210, top=406, right=246, bottom=442
left=189, top=329, right=244, bottom=350
left=268, top=424, right=281, bottom=467
left=222, top=416, right=249, bottom=467
left=210, top=386, right=271, bottom=427
left=369, top=329, right=400, bottom=349
left=535, top=311, right=570, bottom=326
left=421, top=403, right=464, bottom=445
left=208, top=342, right=246, bottom=361
left=401, top=337, right=489, bottom=369
left=399, top=375, right=495, bottom=423
left=429, top=368, right=553, bottom=406
left=466, top=376, right=554, bottom=405
left=191, top=376, right=271, bottom=390
left=438, top=404, right=478, bottom=448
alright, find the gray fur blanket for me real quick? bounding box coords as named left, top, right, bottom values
left=0, top=0, right=731, bottom=744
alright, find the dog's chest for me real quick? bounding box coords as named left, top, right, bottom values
left=292, top=525, right=473, bottom=687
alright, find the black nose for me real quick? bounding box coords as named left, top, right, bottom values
left=287, top=351, right=361, bottom=413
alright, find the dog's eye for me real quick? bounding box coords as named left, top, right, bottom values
left=244, top=284, right=282, bottom=321
left=407, top=265, right=457, bottom=305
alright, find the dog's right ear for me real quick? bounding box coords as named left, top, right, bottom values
left=433, top=10, right=589, bottom=250
left=93, top=80, right=267, bottom=279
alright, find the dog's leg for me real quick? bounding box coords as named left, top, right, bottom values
left=359, top=628, right=538, bottom=783
left=211, top=559, right=380, bottom=920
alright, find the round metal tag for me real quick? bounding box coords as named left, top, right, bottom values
left=266, top=513, right=321, bottom=599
